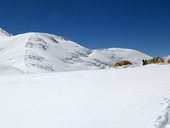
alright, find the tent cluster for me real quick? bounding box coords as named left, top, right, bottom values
left=142, top=57, right=164, bottom=65
left=114, top=57, right=170, bottom=67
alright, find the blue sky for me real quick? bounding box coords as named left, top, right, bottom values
left=0, top=0, right=170, bottom=56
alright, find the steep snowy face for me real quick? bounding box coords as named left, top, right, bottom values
left=0, top=28, right=12, bottom=38
left=24, top=33, right=93, bottom=73
left=0, top=31, right=152, bottom=74
left=0, top=33, right=92, bottom=73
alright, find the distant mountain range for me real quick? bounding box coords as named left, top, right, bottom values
left=0, top=28, right=153, bottom=74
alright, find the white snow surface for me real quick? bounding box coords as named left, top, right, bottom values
left=0, top=64, right=170, bottom=128
left=0, top=32, right=152, bottom=74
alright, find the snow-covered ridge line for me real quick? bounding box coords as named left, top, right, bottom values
left=0, top=28, right=12, bottom=37
left=0, top=28, right=152, bottom=74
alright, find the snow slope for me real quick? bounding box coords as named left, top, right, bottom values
left=89, top=48, right=151, bottom=66
left=0, top=64, right=170, bottom=128
left=0, top=32, right=92, bottom=73
left=0, top=29, right=152, bottom=74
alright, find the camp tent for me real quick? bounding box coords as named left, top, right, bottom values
left=114, top=60, right=132, bottom=67
left=148, top=57, right=164, bottom=64
left=143, top=57, right=164, bottom=65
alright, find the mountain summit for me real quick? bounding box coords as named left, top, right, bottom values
left=0, top=28, right=12, bottom=38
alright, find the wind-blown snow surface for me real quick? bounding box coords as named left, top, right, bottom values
left=0, top=64, right=170, bottom=128
left=0, top=31, right=151, bottom=74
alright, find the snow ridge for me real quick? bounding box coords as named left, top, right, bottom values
left=0, top=30, right=152, bottom=74
left=0, top=28, right=12, bottom=37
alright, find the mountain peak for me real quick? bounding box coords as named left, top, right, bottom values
left=0, top=28, right=12, bottom=37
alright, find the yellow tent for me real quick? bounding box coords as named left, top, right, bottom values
left=143, top=57, right=164, bottom=65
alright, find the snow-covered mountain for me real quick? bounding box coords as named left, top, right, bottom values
left=0, top=28, right=169, bottom=128
left=0, top=28, right=12, bottom=38
left=0, top=28, right=152, bottom=74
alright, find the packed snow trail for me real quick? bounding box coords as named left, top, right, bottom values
left=0, top=64, right=170, bottom=128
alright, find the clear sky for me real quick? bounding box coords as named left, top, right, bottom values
left=0, top=0, right=169, bottom=57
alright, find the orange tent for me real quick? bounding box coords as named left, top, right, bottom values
left=114, top=60, right=132, bottom=67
